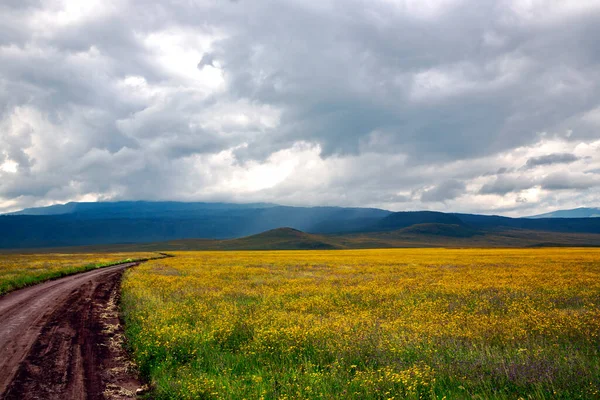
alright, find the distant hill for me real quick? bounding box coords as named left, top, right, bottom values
left=209, top=228, right=339, bottom=250
left=343, top=227, right=600, bottom=249
left=528, top=207, right=600, bottom=219
left=2, top=201, right=600, bottom=249
left=455, top=213, right=600, bottom=234
left=371, top=211, right=466, bottom=232
left=396, top=223, right=481, bottom=238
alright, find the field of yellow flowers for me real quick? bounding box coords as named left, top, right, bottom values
left=122, top=249, right=600, bottom=399
left=0, top=252, right=156, bottom=295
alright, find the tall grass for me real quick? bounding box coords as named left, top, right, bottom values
left=122, top=249, right=600, bottom=399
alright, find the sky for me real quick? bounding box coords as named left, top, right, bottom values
left=1, top=0, right=600, bottom=216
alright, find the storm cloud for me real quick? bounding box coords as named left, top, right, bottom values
left=421, top=180, right=466, bottom=203
left=525, top=153, right=581, bottom=168
left=1, top=0, right=600, bottom=216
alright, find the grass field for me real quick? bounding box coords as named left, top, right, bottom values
left=0, top=252, right=157, bottom=295
left=122, top=249, right=600, bottom=399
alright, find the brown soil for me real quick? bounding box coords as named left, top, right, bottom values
left=0, top=262, right=143, bottom=399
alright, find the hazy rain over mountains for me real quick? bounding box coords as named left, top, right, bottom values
left=1, top=0, right=600, bottom=216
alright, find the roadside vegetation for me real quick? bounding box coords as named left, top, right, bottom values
left=122, top=248, right=600, bottom=399
left=0, top=252, right=156, bottom=295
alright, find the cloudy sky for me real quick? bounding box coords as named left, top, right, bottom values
left=1, top=0, right=600, bottom=216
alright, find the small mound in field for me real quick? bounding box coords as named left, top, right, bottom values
left=230, top=228, right=339, bottom=250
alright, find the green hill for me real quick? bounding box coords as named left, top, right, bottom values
left=129, top=228, right=341, bottom=251
left=216, top=228, right=340, bottom=250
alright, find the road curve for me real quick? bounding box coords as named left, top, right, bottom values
left=0, top=262, right=142, bottom=399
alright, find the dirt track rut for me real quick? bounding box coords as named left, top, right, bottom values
left=0, top=262, right=142, bottom=399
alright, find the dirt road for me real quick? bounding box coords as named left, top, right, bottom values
left=0, top=262, right=142, bottom=399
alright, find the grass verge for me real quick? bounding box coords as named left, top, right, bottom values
left=0, top=252, right=163, bottom=296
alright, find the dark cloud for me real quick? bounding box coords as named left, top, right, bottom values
left=421, top=180, right=466, bottom=203
left=540, top=172, right=600, bottom=191
left=525, top=153, right=580, bottom=168
left=201, top=0, right=600, bottom=161
left=479, top=176, right=534, bottom=196
left=198, top=53, right=216, bottom=69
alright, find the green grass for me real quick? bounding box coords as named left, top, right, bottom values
left=0, top=259, right=126, bottom=295
left=0, top=252, right=162, bottom=296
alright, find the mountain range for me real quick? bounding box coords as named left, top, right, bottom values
left=528, top=207, right=600, bottom=219
left=2, top=201, right=600, bottom=249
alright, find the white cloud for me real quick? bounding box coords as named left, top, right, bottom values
left=507, top=0, right=600, bottom=23
left=141, top=28, right=226, bottom=90
left=0, top=160, right=17, bottom=173
left=382, top=0, right=465, bottom=19
left=30, top=0, right=119, bottom=29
